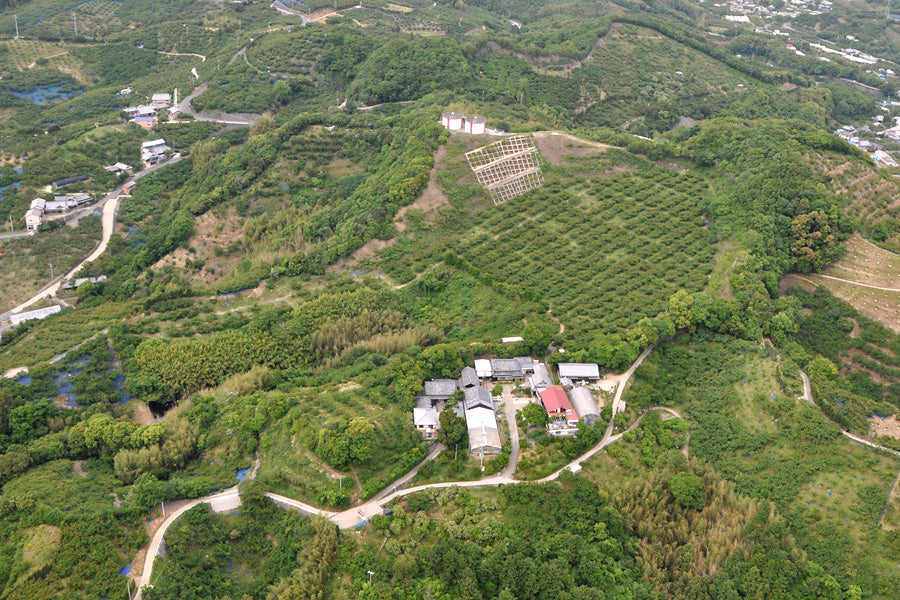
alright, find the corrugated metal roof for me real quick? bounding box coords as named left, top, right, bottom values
left=10, top=305, right=61, bottom=326
left=474, top=359, right=492, bottom=378
left=465, top=407, right=501, bottom=452
left=558, top=363, right=600, bottom=379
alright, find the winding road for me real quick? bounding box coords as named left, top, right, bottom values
left=131, top=344, right=660, bottom=596
left=174, top=84, right=259, bottom=126
left=800, top=370, right=900, bottom=457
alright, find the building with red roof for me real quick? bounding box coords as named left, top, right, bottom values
left=538, top=386, right=579, bottom=436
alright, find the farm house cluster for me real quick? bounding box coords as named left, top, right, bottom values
left=413, top=357, right=610, bottom=454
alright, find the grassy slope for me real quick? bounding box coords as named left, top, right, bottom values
left=596, top=333, right=900, bottom=597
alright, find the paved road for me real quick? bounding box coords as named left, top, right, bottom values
left=0, top=156, right=182, bottom=321
left=500, top=393, right=520, bottom=480
left=174, top=84, right=259, bottom=126
left=801, top=370, right=900, bottom=456
left=132, top=345, right=660, bottom=596
left=271, top=0, right=310, bottom=24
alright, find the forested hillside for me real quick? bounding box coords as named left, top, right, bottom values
left=1, top=0, right=900, bottom=598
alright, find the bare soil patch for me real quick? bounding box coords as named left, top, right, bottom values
left=72, top=461, right=86, bottom=477
left=130, top=401, right=157, bottom=426
left=869, top=414, right=900, bottom=439
left=153, top=206, right=246, bottom=286
left=395, top=143, right=451, bottom=230
left=822, top=234, right=900, bottom=287
left=532, top=132, right=611, bottom=166
left=779, top=273, right=818, bottom=294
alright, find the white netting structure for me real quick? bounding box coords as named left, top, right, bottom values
left=465, top=135, right=544, bottom=205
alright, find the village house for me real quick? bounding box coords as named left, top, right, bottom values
left=538, top=385, right=579, bottom=436
left=131, top=115, right=158, bottom=130
left=25, top=198, right=46, bottom=231
left=104, top=163, right=133, bottom=176
left=151, top=92, right=172, bottom=106
left=141, top=139, right=171, bottom=167
left=490, top=358, right=523, bottom=381
left=413, top=407, right=440, bottom=440
left=529, top=362, right=554, bottom=393
left=45, top=193, right=92, bottom=213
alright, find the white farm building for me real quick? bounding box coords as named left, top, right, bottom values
left=441, top=112, right=487, bottom=135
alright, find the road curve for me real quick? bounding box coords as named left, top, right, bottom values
left=132, top=347, right=660, bottom=595
left=134, top=487, right=241, bottom=600
left=801, top=370, right=900, bottom=457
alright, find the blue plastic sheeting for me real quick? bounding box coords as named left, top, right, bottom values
left=118, top=566, right=131, bottom=576
left=354, top=519, right=367, bottom=529
left=11, top=86, right=83, bottom=104
left=236, top=467, right=251, bottom=482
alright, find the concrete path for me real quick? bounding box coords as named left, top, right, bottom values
left=815, top=273, right=900, bottom=293
left=174, top=84, right=259, bottom=126
left=801, top=370, right=900, bottom=456
left=500, top=392, right=521, bottom=480
left=132, top=347, right=660, bottom=596
left=1, top=156, right=182, bottom=319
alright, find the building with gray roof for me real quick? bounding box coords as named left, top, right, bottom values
left=557, top=362, right=600, bottom=382
left=529, top=363, right=554, bottom=392
left=459, top=366, right=478, bottom=389
left=463, top=386, right=493, bottom=411
left=491, top=358, right=522, bottom=380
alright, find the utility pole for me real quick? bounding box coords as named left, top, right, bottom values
left=367, top=571, right=375, bottom=585
left=126, top=579, right=132, bottom=600
left=8, top=214, right=13, bottom=233
left=161, top=500, right=166, bottom=517
left=13, top=15, right=19, bottom=40
left=49, top=263, right=53, bottom=281
left=73, top=14, right=77, bottom=36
